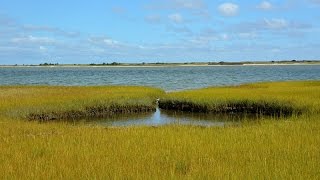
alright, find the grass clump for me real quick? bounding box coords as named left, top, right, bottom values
left=0, top=86, right=164, bottom=121
left=159, top=81, right=320, bottom=116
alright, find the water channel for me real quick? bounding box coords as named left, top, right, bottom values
left=82, top=108, right=256, bottom=127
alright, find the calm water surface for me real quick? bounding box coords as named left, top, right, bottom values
left=84, top=108, right=247, bottom=127
left=1, top=65, right=319, bottom=126
left=1, top=65, right=319, bottom=91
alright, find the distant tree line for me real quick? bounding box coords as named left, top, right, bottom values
left=208, top=61, right=244, bottom=65
left=89, top=62, right=121, bottom=66
left=39, top=63, right=59, bottom=66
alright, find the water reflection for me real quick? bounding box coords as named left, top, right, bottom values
left=84, top=108, right=255, bottom=127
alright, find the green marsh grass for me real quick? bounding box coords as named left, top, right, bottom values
left=0, top=81, right=320, bottom=179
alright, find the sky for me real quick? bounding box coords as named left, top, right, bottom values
left=0, top=0, right=320, bottom=64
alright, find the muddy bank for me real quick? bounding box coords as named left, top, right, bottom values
left=28, top=105, right=156, bottom=121
left=158, top=100, right=302, bottom=117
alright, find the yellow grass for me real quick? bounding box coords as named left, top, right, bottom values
left=159, top=81, right=320, bottom=115
left=0, top=86, right=164, bottom=120
left=0, top=82, right=320, bottom=179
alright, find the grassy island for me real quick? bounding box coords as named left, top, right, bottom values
left=0, top=86, right=164, bottom=121
left=159, top=81, right=320, bottom=116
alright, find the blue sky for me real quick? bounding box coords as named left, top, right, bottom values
left=0, top=0, right=320, bottom=64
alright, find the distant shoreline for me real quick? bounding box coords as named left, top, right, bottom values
left=0, top=60, right=320, bottom=68
left=1, top=62, right=320, bottom=68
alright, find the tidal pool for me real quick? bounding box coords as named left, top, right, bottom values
left=82, top=108, right=255, bottom=127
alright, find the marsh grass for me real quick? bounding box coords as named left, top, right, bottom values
left=159, top=81, right=320, bottom=116
left=0, top=81, right=320, bottom=179
left=0, top=115, right=319, bottom=179
left=0, top=86, right=164, bottom=121
left=27, top=104, right=155, bottom=121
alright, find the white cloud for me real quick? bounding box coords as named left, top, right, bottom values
left=103, top=39, right=119, bottom=46
left=187, top=29, right=232, bottom=46
left=88, top=36, right=122, bottom=48
left=39, top=46, right=47, bottom=51
left=231, top=18, right=312, bottom=39
left=168, top=13, right=184, bottom=23
left=22, top=25, right=79, bottom=37
left=11, top=35, right=56, bottom=44
left=187, top=29, right=217, bottom=45
left=257, top=1, right=273, bottom=10
left=264, top=18, right=288, bottom=29
left=220, top=33, right=230, bottom=40
left=218, top=3, right=239, bottom=17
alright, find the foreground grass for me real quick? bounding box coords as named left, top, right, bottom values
left=0, top=81, right=320, bottom=179
left=1, top=116, right=319, bottom=179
